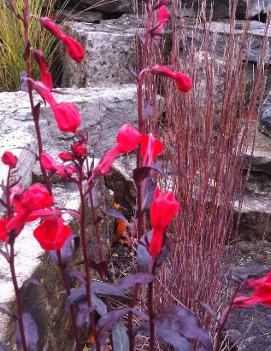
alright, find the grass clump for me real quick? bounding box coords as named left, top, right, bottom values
left=0, top=0, right=67, bottom=92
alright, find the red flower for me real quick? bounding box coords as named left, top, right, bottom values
left=0, top=218, right=8, bottom=241
left=246, top=271, right=271, bottom=289
left=59, top=152, right=74, bottom=162
left=41, top=152, right=59, bottom=172
left=94, top=146, right=119, bottom=176
left=234, top=283, right=271, bottom=308
left=31, top=80, right=56, bottom=106
left=141, top=134, right=163, bottom=166
left=158, top=5, right=170, bottom=22
left=39, top=17, right=85, bottom=63
left=148, top=188, right=180, bottom=256
left=234, top=271, right=271, bottom=308
left=33, top=217, right=72, bottom=250
left=17, top=183, right=54, bottom=212
left=151, top=65, right=192, bottom=92
left=51, top=102, right=81, bottom=133
left=33, top=50, right=53, bottom=90
left=1, top=151, right=17, bottom=168
left=61, top=35, right=85, bottom=64
left=116, top=124, right=142, bottom=153
left=71, top=142, right=87, bottom=158
left=150, top=5, right=170, bottom=36
left=39, top=16, right=65, bottom=38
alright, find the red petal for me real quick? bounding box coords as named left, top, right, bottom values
left=116, top=124, right=142, bottom=153
left=1, top=151, right=17, bottom=168
left=52, top=102, right=81, bottom=133
left=62, top=35, right=85, bottom=63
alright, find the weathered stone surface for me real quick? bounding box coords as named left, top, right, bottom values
left=226, top=241, right=271, bottom=350
left=0, top=85, right=137, bottom=158
left=61, top=15, right=142, bottom=88
left=181, top=0, right=271, bottom=18
left=186, top=20, right=271, bottom=64
left=58, top=9, right=103, bottom=23
left=238, top=129, right=271, bottom=240
left=80, top=0, right=133, bottom=14
left=260, top=89, right=271, bottom=137
left=105, top=155, right=137, bottom=218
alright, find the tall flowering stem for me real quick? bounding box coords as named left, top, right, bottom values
left=78, top=164, right=100, bottom=351
left=20, top=2, right=81, bottom=349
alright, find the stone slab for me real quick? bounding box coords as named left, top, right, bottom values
left=0, top=85, right=137, bottom=158
left=61, top=15, right=143, bottom=88
left=185, top=20, right=271, bottom=64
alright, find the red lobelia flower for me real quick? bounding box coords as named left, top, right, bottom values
left=39, top=17, right=85, bottom=63
left=141, top=134, right=163, bottom=166
left=1, top=151, right=17, bottom=168
left=33, top=49, right=53, bottom=90
left=71, top=142, right=87, bottom=158
left=16, top=183, right=54, bottom=212
left=51, top=102, right=81, bottom=133
left=0, top=218, right=8, bottom=241
left=41, top=152, right=59, bottom=172
left=234, top=271, right=271, bottom=308
left=148, top=188, right=180, bottom=256
left=61, top=35, right=85, bottom=64
left=33, top=217, right=72, bottom=250
left=150, top=5, right=170, bottom=36
left=59, top=152, right=74, bottom=162
left=116, top=124, right=142, bottom=153
left=94, top=124, right=142, bottom=176
left=151, top=65, right=192, bottom=92
left=94, top=146, right=119, bottom=176
left=31, top=80, right=81, bottom=133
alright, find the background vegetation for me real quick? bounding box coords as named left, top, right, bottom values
left=0, top=0, right=68, bottom=92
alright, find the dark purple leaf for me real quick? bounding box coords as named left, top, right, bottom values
left=137, top=231, right=152, bottom=273
left=143, top=100, right=154, bottom=120
left=0, top=341, right=9, bottom=351
left=156, top=305, right=213, bottom=351
left=76, top=303, right=92, bottom=329
left=106, top=209, right=127, bottom=222
left=67, top=286, right=86, bottom=306
left=50, top=235, right=74, bottom=264
left=112, top=320, right=130, bottom=351
left=120, top=273, right=154, bottom=290
left=71, top=271, right=86, bottom=283
left=92, top=280, right=125, bottom=297
left=142, top=179, right=156, bottom=210
left=156, top=327, right=194, bottom=351
left=131, top=308, right=149, bottom=321
left=97, top=308, right=130, bottom=334
left=67, top=286, right=107, bottom=317
left=16, top=313, right=39, bottom=351
left=91, top=293, right=107, bottom=316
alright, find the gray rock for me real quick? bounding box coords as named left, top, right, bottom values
left=61, top=15, right=142, bottom=88
left=238, top=129, right=271, bottom=240
left=225, top=241, right=271, bottom=350
left=0, top=85, right=137, bottom=158
left=58, top=9, right=103, bottom=23
left=80, top=0, right=133, bottom=14
left=182, top=0, right=271, bottom=18
left=185, top=20, right=271, bottom=64
left=260, top=89, right=271, bottom=137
